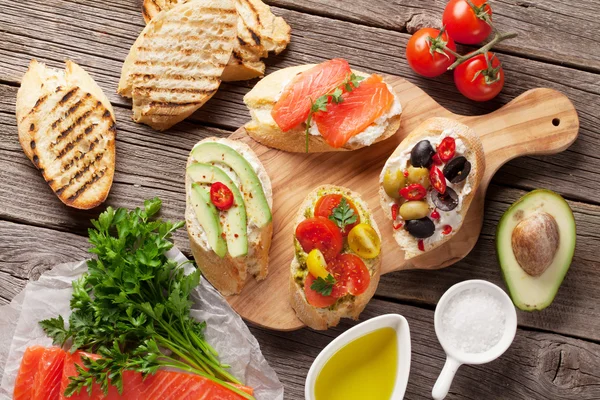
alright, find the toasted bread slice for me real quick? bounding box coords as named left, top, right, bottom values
left=290, top=185, right=382, bottom=330
left=379, top=117, right=485, bottom=259
left=16, top=60, right=116, bottom=210
left=119, top=0, right=238, bottom=131
left=244, top=64, right=402, bottom=153
left=142, top=0, right=291, bottom=82
left=185, top=137, right=273, bottom=295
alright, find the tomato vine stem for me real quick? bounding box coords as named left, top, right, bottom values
left=446, top=30, right=517, bottom=70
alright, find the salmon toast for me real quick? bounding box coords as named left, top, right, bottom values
left=244, top=58, right=403, bottom=152
left=13, top=346, right=47, bottom=400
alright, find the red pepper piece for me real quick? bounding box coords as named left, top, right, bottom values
left=438, top=137, right=456, bottom=162
left=442, top=225, right=453, bottom=235
left=429, top=166, right=447, bottom=194
left=418, top=240, right=425, bottom=251
left=399, top=183, right=427, bottom=201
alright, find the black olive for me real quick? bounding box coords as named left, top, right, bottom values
left=405, top=217, right=435, bottom=238
left=443, top=156, right=471, bottom=183
left=410, top=140, right=435, bottom=168
left=432, top=187, right=459, bottom=211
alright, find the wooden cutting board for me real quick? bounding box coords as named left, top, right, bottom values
left=225, top=76, right=579, bottom=331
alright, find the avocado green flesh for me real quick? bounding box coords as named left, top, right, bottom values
left=496, top=189, right=576, bottom=311
left=187, top=163, right=248, bottom=258
left=190, top=183, right=228, bottom=258
left=191, top=142, right=271, bottom=227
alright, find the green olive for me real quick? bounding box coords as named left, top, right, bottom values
left=400, top=201, right=430, bottom=220
left=407, top=166, right=430, bottom=189
left=383, top=169, right=406, bottom=199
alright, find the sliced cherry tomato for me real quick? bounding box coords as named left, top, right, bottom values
left=314, top=194, right=360, bottom=236
left=432, top=153, right=443, bottom=165
left=443, top=0, right=493, bottom=45
left=304, top=274, right=338, bottom=308
left=348, top=224, right=381, bottom=259
left=210, top=182, right=234, bottom=211
left=333, top=254, right=371, bottom=296
left=430, top=166, right=447, bottom=194
left=454, top=53, right=504, bottom=102
left=437, top=137, right=456, bottom=162
left=295, top=217, right=343, bottom=261
left=399, top=183, right=427, bottom=201
left=406, top=28, right=457, bottom=78
left=306, top=249, right=329, bottom=279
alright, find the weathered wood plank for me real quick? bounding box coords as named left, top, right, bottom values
left=0, top=4, right=598, bottom=202
left=265, top=0, right=600, bottom=72
left=1, top=238, right=599, bottom=400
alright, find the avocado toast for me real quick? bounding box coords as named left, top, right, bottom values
left=290, top=185, right=382, bottom=330
left=185, top=137, right=273, bottom=295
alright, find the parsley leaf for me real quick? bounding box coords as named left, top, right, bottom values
left=310, top=274, right=336, bottom=296
left=39, top=315, right=70, bottom=347
left=329, top=197, right=358, bottom=233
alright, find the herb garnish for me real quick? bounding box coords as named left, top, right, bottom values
left=310, top=274, right=336, bottom=296
left=304, top=73, right=365, bottom=152
left=329, top=197, right=358, bottom=233
left=39, top=198, right=253, bottom=399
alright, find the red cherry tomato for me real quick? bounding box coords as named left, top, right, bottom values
left=443, top=0, right=493, bottom=45
left=406, top=28, right=457, bottom=78
left=437, top=137, right=456, bottom=162
left=210, top=182, right=234, bottom=211
left=333, top=254, right=371, bottom=296
left=295, top=217, right=343, bottom=261
left=314, top=194, right=360, bottom=236
left=304, top=274, right=338, bottom=308
left=399, top=184, right=427, bottom=201
left=430, top=166, right=447, bottom=194
left=454, top=53, right=504, bottom=102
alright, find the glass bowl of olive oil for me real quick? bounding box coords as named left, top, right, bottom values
left=305, top=314, right=411, bottom=400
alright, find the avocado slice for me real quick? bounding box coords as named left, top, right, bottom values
left=191, top=142, right=271, bottom=228
left=187, top=163, right=248, bottom=258
left=189, top=183, right=228, bottom=258
left=496, top=189, right=576, bottom=311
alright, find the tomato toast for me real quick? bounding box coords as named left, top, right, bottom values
left=185, top=137, right=273, bottom=295
left=290, top=185, right=382, bottom=330
left=379, top=117, right=485, bottom=259
left=244, top=59, right=402, bottom=152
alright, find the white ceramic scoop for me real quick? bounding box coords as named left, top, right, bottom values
left=432, top=280, right=517, bottom=400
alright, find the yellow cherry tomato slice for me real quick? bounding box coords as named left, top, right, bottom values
left=307, top=249, right=329, bottom=279
left=348, top=223, right=381, bottom=259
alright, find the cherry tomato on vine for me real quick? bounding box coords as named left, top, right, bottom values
left=443, top=0, right=493, bottom=45
left=406, top=28, right=457, bottom=78
left=454, top=53, right=504, bottom=101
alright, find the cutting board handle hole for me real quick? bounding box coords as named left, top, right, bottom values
left=552, top=118, right=561, bottom=126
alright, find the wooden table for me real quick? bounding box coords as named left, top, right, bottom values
left=1, top=0, right=600, bottom=398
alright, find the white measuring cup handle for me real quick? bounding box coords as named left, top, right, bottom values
left=432, top=356, right=462, bottom=400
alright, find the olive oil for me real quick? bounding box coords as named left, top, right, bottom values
left=314, top=327, right=398, bottom=400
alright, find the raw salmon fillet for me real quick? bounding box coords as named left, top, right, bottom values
left=61, top=351, right=253, bottom=400
left=271, top=58, right=351, bottom=132
left=33, top=347, right=66, bottom=400
left=313, top=74, right=394, bottom=148
left=13, top=346, right=47, bottom=400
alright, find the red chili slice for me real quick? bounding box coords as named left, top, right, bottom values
left=438, top=137, right=456, bottom=162
left=431, top=209, right=440, bottom=220
left=391, top=203, right=399, bottom=220
left=429, top=166, right=447, bottom=194
left=399, top=184, right=427, bottom=201
left=442, top=225, right=453, bottom=235
left=432, top=153, right=443, bottom=165
left=418, top=240, right=425, bottom=251
left=210, top=182, right=234, bottom=211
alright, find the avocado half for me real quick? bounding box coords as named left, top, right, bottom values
left=496, top=189, right=576, bottom=311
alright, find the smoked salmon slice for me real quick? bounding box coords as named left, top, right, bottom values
left=13, top=346, right=47, bottom=400
left=271, top=58, right=351, bottom=132
left=313, top=74, right=394, bottom=148
left=60, top=351, right=253, bottom=400
left=33, top=347, right=66, bottom=400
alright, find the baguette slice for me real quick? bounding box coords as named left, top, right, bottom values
left=290, top=185, right=382, bottom=330
left=185, top=137, right=273, bottom=295
left=142, top=0, right=291, bottom=82
left=244, top=65, right=402, bottom=153
left=379, top=117, right=485, bottom=259
left=16, top=60, right=116, bottom=209
left=118, top=0, right=237, bottom=131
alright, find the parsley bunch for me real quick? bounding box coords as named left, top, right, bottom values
left=40, top=198, right=253, bottom=399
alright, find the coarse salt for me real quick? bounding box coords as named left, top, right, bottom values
left=441, top=288, right=506, bottom=354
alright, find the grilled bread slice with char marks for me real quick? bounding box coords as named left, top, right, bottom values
left=119, top=0, right=238, bottom=131
left=16, top=60, right=116, bottom=210
left=141, top=0, right=291, bottom=81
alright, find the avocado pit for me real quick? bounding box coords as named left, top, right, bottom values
left=511, top=212, right=559, bottom=277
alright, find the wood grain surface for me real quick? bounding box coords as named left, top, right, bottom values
left=1, top=0, right=599, bottom=398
